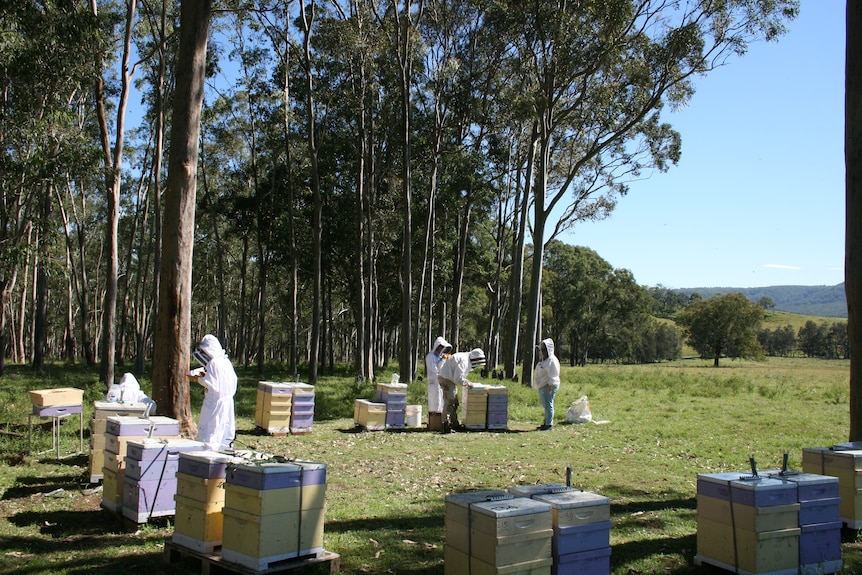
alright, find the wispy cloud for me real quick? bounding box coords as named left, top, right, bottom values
left=763, top=264, right=802, bottom=270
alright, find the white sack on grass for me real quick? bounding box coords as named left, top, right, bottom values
left=566, top=395, right=593, bottom=424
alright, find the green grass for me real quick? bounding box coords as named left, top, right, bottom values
left=0, top=358, right=859, bottom=574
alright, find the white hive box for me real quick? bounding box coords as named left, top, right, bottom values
left=467, top=497, right=553, bottom=567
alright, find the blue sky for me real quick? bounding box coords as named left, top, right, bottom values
left=562, top=1, right=845, bottom=289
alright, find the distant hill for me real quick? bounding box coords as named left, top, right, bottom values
left=674, top=283, right=847, bottom=318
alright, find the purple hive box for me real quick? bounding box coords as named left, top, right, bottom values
left=178, top=450, right=244, bottom=479
left=731, top=476, right=798, bottom=507
left=226, top=460, right=327, bottom=490
left=125, top=456, right=180, bottom=482
left=292, top=402, right=315, bottom=416
left=552, top=546, right=611, bottom=575
left=799, top=497, right=841, bottom=525
left=290, top=413, right=313, bottom=429
left=697, top=471, right=756, bottom=501
left=551, top=521, right=612, bottom=557
left=777, top=472, right=840, bottom=502
left=385, top=410, right=405, bottom=428
left=106, top=415, right=179, bottom=437
left=32, top=404, right=82, bottom=417
left=799, top=521, right=843, bottom=565
left=125, top=438, right=205, bottom=462
left=122, top=475, right=177, bottom=519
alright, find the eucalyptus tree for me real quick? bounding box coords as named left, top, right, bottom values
left=151, top=0, right=212, bottom=436
left=0, top=1, right=111, bottom=374
left=483, top=0, right=799, bottom=383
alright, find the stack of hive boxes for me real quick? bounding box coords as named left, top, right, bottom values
left=122, top=437, right=205, bottom=522
left=173, top=450, right=247, bottom=553
left=254, top=382, right=293, bottom=434
left=354, top=399, right=387, bottom=430
left=220, top=460, right=328, bottom=571
left=445, top=490, right=553, bottom=575
left=460, top=385, right=488, bottom=430
left=289, top=383, right=316, bottom=434
left=375, top=382, right=407, bottom=429
left=804, top=444, right=862, bottom=528
left=101, top=415, right=181, bottom=513
left=486, top=385, right=508, bottom=430
left=89, top=401, right=148, bottom=482
left=695, top=472, right=801, bottom=575
left=509, top=484, right=611, bottom=575
left=777, top=472, right=842, bottom=575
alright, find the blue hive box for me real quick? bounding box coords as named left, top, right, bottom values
left=552, top=546, right=610, bottom=575
left=226, top=460, right=327, bottom=491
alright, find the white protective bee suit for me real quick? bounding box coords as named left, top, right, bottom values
left=437, top=348, right=485, bottom=431
left=425, top=336, right=452, bottom=414
left=194, top=335, right=237, bottom=451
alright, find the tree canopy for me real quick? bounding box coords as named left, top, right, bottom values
left=676, top=292, right=765, bottom=367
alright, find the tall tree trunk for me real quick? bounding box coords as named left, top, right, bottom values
left=847, top=1, right=862, bottom=441
left=503, top=124, right=536, bottom=380
left=93, top=0, right=136, bottom=387
left=32, top=181, right=52, bottom=370
left=300, top=0, right=323, bottom=384
left=151, top=0, right=211, bottom=437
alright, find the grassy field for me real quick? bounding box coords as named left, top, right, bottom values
left=0, top=357, right=859, bottom=575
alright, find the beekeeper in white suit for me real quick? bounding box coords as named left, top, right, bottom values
left=425, top=336, right=452, bottom=415
left=437, top=348, right=485, bottom=433
left=188, top=334, right=237, bottom=451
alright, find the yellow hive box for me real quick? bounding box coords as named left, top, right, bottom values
left=176, top=472, right=226, bottom=504
left=260, top=413, right=291, bottom=428
left=89, top=450, right=105, bottom=477
left=731, top=502, right=799, bottom=532
left=224, top=483, right=326, bottom=516
left=104, top=434, right=147, bottom=457
left=696, top=516, right=736, bottom=567
left=173, top=494, right=224, bottom=542
left=470, top=556, right=552, bottom=575
left=469, top=529, right=552, bottom=567
left=825, top=463, right=862, bottom=489
left=102, top=468, right=124, bottom=506
left=29, top=387, right=83, bottom=407
left=91, top=418, right=109, bottom=435
left=90, top=433, right=106, bottom=451
left=733, top=526, right=800, bottom=575
left=697, top=494, right=731, bottom=525
left=468, top=497, right=553, bottom=539
left=802, top=447, right=830, bottom=475
left=444, top=544, right=470, bottom=575
left=221, top=506, right=325, bottom=560
left=103, top=450, right=125, bottom=473
left=354, top=399, right=386, bottom=429
left=839, top=485, right=862, bottom=521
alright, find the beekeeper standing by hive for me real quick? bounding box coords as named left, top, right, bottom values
left=187, top=334, right=237, bottom=451
left=425, top=336, right=452, bottom=416
left=437, top=348, right=485, bottom=433
left=532, top=338, right=561, bottom=430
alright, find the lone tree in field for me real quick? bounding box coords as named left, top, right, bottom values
left=676, top=292, right=765, bottom=367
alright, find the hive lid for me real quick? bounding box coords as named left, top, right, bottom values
left=469, top=496, right=551, bottom=519
left=831, top=441, right=862, bottom=451
left=698, top=471, right=758, bottom=484
left=257, top=381, right=294, bottom=391
left=106, top=414, right=178, bottom=425
left=445, top=490, right=509, bottom=508
left=127, top=437, right=204, bottom=451
left=229, top=460, right=327, bottom=475
left=93, top=401, right=148, bottom=410
left=533, top=490, right=610, bottom=509
left=730, top=476, right=793, bottom=492
left=508, top=484, right=573, bottom=498
left=179, top=449, right=246, bottom=464
left=771, top=471, right=839, bottom=486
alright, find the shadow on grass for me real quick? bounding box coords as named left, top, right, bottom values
left=1, top=471, right=91, bottom=500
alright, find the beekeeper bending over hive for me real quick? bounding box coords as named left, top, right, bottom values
left=188, top=334, right=237, bottom=451
left=437, top=348, right=485, bottom=433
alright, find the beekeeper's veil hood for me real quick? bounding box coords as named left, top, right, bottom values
left=541, top=338, right=556, bottom=358
left=194, top=334, right=226, bottom=367
left=468, top=348, right=486, bottom=369
left=432, top=336, right=452, bottom=354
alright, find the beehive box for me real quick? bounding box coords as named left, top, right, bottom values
left=255, top=382, right=294, bottom=431
left=176, top=472, right=226, bottom=504
left=799, top=521, right=842, bottom=572
left=468, top=497, right=553, bottom=567
left=731, top=502, right=799, bottom=532
left=220, top=507, right=325, bottom=570
left=507, top=484, right=572, bottom=499
left=177, top=450, right=244, bottom=479
left=101, top=468, right=123, bottom=512
left=461, top=385, right=488, bottom=429
left=31, top=403, right=83, bottom=417
left=444, top=545, right=552, bottom=575
left=106, top=415, right=180, bottom=437
left=549, top=521, right=611, bottom=558
left=172, top=494, right=225, bottom=551
left=225, top=460, right=327, bottom=491
left=125, top=456, right=179, bottom=482
left=375, top=382, right=407, bottom=406
left=733, top=526, right=800, bottom=575
left=553, top=546, right=611, bottom=575
left=354, top=399, right=386, bottom=430
left=224, top=481, right=326, bottom=515
left=486, top=385, right=509, bottom=430
left=696, top=517, right=736, bottom=568
left=122, top=475, right=178, bottom=521
left=802, top=447, right=831, bottom=475
left=534, top=490, right=611, bottom=529
left=125, top=437, right=205, bottom=463
left=28, top=387, right=83, bottom=407
left=445, top=490, right=510, bottom=554
left=730, top=477, right=798, bottom=508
